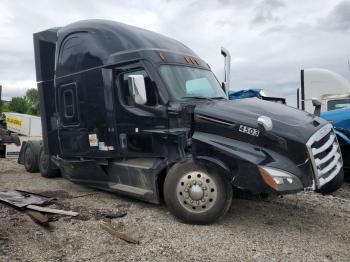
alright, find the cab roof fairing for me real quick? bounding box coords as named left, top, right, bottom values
left=55, top=19, right=199, bottom=67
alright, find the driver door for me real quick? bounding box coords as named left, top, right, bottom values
left=114, top=63, right=167, bottom=156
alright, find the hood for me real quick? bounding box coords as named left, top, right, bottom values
left=194, top=98, right=327, bottom=143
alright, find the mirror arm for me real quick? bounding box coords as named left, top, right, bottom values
left=311, top=97, right=322, bottom=117
left=314, top=106, right=321, bottom=117
left=221, top=82, right=226, bottom=94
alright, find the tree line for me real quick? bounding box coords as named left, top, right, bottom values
left=2, top=88, right=40, bottom=116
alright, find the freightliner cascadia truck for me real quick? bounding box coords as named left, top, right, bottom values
left=19, top=20, right=343, bottom=224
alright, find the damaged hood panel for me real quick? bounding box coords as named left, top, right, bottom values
left=194, top=98, right=327, bottom=143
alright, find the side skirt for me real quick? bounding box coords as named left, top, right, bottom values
left=52, top=157, right=168, bottom=204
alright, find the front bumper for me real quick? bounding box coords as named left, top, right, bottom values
left=259, top=124, right=343, bottom=193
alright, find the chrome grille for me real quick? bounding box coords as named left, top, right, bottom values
left=306, top=124, right=343, bottom=188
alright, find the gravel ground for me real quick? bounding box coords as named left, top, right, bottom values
left=1, top=158, right=350, bottom=262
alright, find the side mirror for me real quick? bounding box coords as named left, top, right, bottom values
left=257, top=116, right=273, bottom=132
left=128, top=75, right=147, bottom=105
left=312, top=97, right=321, bottom=107
left=312, top=97, right=321, bottom=116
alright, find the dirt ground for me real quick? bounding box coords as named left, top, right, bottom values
left=1, top=158, right=350, bottom=262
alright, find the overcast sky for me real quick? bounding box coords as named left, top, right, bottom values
left=0, top=0, right=349, bottom=105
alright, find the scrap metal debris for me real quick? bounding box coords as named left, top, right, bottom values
left=0, top=189, right=79, bottom=226
left=0, top=190, right=54, bottom=209
left=0, top=189, right=128, bottom=229
left=99, top=221, right=140, bottom=244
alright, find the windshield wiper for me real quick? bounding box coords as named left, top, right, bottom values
left=180, top=96, right=226, bottom=101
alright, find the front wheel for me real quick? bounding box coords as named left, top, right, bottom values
left=164, top=160, right=233, bottom=224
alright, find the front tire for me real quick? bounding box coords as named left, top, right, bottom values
left=316, top=169, right=344, bottom=195
left=164, top=160, right=233, bottom=224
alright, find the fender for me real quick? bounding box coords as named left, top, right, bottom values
left=191, top=131, right=266, bottom=186
left=192, top=131, right=266, bottom=166
left=193, top=155, right=233, bottom=182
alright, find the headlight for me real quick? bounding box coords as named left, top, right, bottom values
left=259, top=166, right=303, bottom=191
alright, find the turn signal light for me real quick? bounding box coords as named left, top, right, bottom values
left=259, top=168, right=278, bottom=190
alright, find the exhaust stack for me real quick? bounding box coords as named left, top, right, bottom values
left=221, top=47, right=231, bottom=95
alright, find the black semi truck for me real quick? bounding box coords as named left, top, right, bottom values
left=20, top=20, right=343, bottom=224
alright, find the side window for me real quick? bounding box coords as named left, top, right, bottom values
left=118, top=70, right=158, bottom=106
left=59, top=83, right=79, bottom=126
left=58, top=36, right=82, bottom=75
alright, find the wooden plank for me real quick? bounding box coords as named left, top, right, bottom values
left=99, top=221, right=139, bottom=244
left=25, top=210, right=49, bottom=225
left=26, top=205, right=79, bottom=216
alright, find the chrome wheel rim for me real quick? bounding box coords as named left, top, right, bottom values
left=176, top=171, right=218, bottom=213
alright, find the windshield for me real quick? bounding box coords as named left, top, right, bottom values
left=159, top=65, right=226, bottom=101
left=327, top=99, right=350, bottom=111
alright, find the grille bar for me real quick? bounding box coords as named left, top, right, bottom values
left=306, top=124, right=342, bottom=189
left=314, top=143, right=338, bottom=166
left=319, top=162, right=342, bottom=186
left=318, top=152, right=340, bottom=175
left=312, top=134, right=335, bottom=155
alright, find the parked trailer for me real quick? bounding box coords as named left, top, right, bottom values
left=19, top=20, right=343, bottom=224
left=4, top=112, right=42, bottom=137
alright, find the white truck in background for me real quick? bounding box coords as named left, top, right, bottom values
left=297, top=68, right=350, bottom=113
left=296, top=68, right=350, bottom=179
